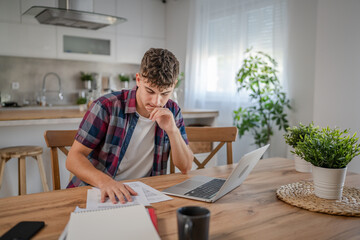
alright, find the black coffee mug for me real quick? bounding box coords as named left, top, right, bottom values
left=177, top=206, right=210, bottom=240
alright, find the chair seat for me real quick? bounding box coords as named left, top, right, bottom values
left=0, top=146, right=43, bottom=159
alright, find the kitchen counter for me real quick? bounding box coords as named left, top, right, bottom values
left=0, top=108, right=219, bottom=126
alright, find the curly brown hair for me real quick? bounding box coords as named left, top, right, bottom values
left=140, top=48, right=179, bottom=90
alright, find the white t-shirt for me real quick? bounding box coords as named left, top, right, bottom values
left=114, top=113, right=156, bottom=181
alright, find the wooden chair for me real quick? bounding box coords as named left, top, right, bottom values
left=44, top=130, right=77, bottom=190
left=170, top=126, right=238, bottom=173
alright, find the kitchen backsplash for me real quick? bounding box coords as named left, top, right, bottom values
left=0, top=56, right=139, bottom=106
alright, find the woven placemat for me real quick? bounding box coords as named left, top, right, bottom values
left=276, top=181, right=360, bottom=217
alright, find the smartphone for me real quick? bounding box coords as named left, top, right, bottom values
left=0, top=221, right=45, bottom=240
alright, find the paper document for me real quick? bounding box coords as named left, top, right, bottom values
left=86, top=184, right=149, bottom=209
left=134, top=181, right=173, bottom=203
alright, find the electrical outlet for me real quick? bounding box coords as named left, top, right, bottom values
left=12, top=82, right=20, bottom=90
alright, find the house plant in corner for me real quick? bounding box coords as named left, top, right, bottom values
left=172, top=72, right=184, bottom=104
left=284, top=123, right=318, bottom=172
left=295, top=126, right=360, bottom=200
left=233, top=48, right=291, bottom=149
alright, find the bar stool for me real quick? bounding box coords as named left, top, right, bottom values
left=0, top=146, right=50, bottom=195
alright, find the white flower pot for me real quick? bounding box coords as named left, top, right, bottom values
left=294, top=155, right=312, bottom=172
left=79, top=104, right=87, bottom=112
left=84, top=80, right=92, bottom=90
left=312, top=166, right=347, bottom=200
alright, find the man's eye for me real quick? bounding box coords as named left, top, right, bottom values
left=162, top=93, right=169, bottom=96
left=146, top=90, right=154, bottom=94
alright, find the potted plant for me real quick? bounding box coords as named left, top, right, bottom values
left=233, top=48, right=291, bottom=148
left=118, top=73, right=130, bottom=89
left=80, top=72, right=94, bottom=90
left=76, top=97, right=87, bottom=111
left=284, top=123, right=318, bottom=172
left=172, top=72, right=184, bottom=104
left=295, top=126, right=360, bottom=199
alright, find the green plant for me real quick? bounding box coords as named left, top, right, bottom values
left=295, top=127, right=360, bottom=168
left=233, top=48, right=291, bottom=147
left=76, top=97, right=87, bottom=105
left=176, top=72, right=184, bottom=88
left=284, top=123, right=318, bottom=149
left=80, top=72, right=93, bottom=81
left=118, top=74, right=130, bottom=82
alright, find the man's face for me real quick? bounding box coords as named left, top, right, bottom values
left=136, top=73, right=175, bottom=117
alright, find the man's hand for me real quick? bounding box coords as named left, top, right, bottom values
left=148, top=107, right=177, bottom=133
left=98, top=178, right=138, bottom=204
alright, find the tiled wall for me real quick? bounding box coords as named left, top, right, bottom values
left=0, top=56, right=139, bottom=106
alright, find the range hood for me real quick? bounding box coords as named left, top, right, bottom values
left=22, top=2, right=126, bottom=30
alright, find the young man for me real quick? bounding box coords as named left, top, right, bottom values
left=66, top=48, right=193, bottom=204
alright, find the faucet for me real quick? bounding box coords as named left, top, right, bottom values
left=42, top=72, right=64, bottom=101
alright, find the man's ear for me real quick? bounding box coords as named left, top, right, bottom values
left=136, top=73, right=141, bottom=86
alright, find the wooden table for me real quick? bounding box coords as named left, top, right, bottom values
left=0, top=158, right=359, bottom=239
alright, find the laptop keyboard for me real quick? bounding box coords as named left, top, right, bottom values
left=184, top=178, right=226, bottom=199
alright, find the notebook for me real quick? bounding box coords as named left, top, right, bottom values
left=66, top=205, right=160, bottom=240
left=162, top=144, right=269, bottom=202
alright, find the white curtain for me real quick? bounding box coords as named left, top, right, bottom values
left=185, top=0, right=288, bottom=161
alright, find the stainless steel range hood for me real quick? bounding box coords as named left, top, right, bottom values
left=23, top=3, right=126, bottom=30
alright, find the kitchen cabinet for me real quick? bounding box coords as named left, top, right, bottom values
left=0, top=0, right=21, bottom=23
left=56, top=27, right=116, bottom=62
left=0, top=22, right=56, bottom=58
left=93, top=0, right=117, bottom=33
left=117, top=35, right=164, bottom=64
left=116, top=0, right=142, bottom=36
left=115, top=0, right=165, bottom=63
left=142, top=0, right=165, bottom=39
left=0, top=0, right=165, bottom=63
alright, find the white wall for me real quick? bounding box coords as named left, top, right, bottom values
left=165, top=0, right=190, bottom=107
left=286, top=0, right=318, bottom=126
left=313, top=0, right=360, bottom=173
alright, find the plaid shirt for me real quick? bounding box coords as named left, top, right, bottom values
left=67, top=86, right=188, bottom=188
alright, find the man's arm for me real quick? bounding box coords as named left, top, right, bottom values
left=66, top=140, right=137, bottom=204
left=149, top=108, right=193, bottom=174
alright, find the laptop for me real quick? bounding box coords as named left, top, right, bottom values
left=162, top=144, right=269, bottom=202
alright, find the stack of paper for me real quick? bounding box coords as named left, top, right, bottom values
left=59, top=181, right=172, bottom=240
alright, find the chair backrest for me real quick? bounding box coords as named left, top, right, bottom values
left=44, top=130, right=77, bottom=190
left=170, top=126, right=238, bottom=173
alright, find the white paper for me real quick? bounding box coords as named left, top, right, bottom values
left=86, top=184, right=150, bottom=210
left=134, top=181, right=173, bottom=203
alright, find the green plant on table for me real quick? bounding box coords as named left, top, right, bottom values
left=295, top=126, right=360, bottom=168
left=284, top=122, right=318, bottom=151
left=233, top=48, right=291, bottom=147
left=80, top=72, right=94, bottom=81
